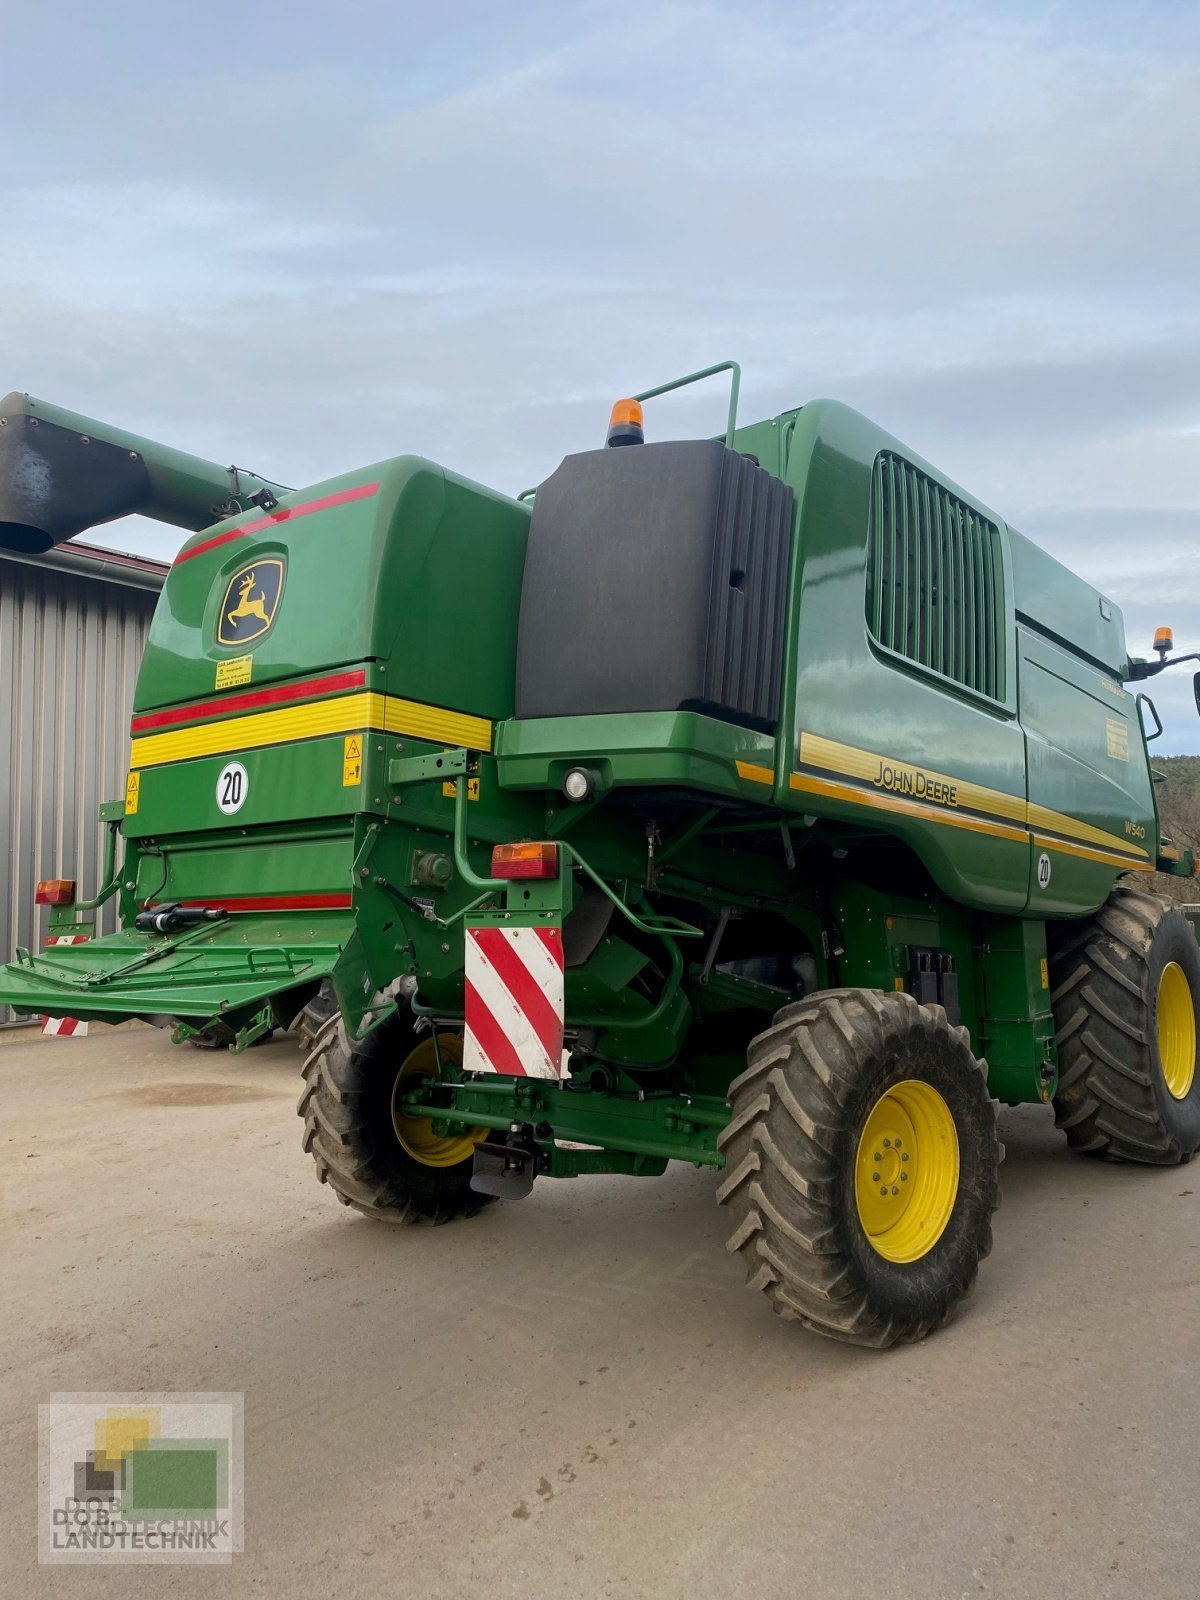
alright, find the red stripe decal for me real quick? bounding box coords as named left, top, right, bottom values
left=174, top=482, right=381, bottom=565
left=131, top=668, right=368, bottom=733
left=463, top=978, right=529, bottom=1077
left=151, top=892, right=353, bottom=913
left=472, top=927, right=563, bottom=1065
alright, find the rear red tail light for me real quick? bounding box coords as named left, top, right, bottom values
left=35, top=879, right=76, bottom=906
left=490, top=842, right=559, bottom=880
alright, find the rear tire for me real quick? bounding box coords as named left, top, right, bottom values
left=290, top=980, right=338, bottom=1054
left=717, top=988, right=1002, bottom=1347
left=298, top=1009, right=493, bottom=1223
left=1049, top=885, right=1200, bottom=1164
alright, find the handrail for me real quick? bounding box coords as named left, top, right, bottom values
left=1137, top=692, right=1164, bottom=743
left=75, top=812, right=123, bottom=911
left=555, top=841, right=704, bottom=940
left=629, top=360, right=741, bottom=447
left=452, top=770, right=508, bottom=892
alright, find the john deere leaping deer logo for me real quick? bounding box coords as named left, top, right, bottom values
left=217, top=558, right=285, bottom=646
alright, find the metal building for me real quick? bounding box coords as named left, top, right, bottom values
left=1, top=540, right=166, bottom=1022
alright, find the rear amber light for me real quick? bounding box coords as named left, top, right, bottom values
left=606, top=397, right=645, bottom=448
left=35, top=879, right=75, bottom=906
left=490, top=842, right=559, bottom=880
left=608, top=398, right=644, bottom=429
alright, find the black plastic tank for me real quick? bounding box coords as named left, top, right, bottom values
left=515, top=439, right=793, bottom=731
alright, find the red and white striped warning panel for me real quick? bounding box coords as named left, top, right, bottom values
left=42, top=1015, right=88, bottom=1037
left=41, top=934, right=90, bottom=1037
left=464, top=924, right=565, bottom=1079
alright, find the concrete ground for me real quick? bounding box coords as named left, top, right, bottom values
left=2, top=1024, right=1198, bottom=1600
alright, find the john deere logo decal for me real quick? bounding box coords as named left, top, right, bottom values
left=217, top=559, right=284, bottom=646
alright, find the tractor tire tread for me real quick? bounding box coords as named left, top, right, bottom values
left=717, top=988, right=1001, bottom=1348
left=1049, top=884, right=1200, bottom=1165
left=299, top=1012, right=491, bottom=1223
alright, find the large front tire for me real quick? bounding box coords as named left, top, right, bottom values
left=1049, top=885, right=1200, bottom=1164
left=298, top=1010, right=492, bottom=1223
left=717, top=988, right=1002, bottom=1347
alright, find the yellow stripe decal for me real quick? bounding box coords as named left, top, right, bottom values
left=1025, top=796, right=1149, bottom=855
left=130, top=691, right=492, bottom=768
left=790, top=770, right=1030, bottom=846
left=800, top=731, right=1030, bottom=827
left=782, top=730, right=1151, bottom=865
left=1030, top=833, right=1154, bottom=873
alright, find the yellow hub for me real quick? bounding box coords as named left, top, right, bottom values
left=854, top=1079, right=959, bottom=1264
left=391, top=1035, right=487, bottom=1168
left=1156, top=962, right=1196, bottom=1101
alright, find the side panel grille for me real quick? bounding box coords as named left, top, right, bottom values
left=866, top=452, right=1005, bottom=702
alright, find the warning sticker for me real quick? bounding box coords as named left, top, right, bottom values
left=1106, top=717, right=1129, bottom=762
left=342, top=735, right=363, bottom=787
left=442, top=778, right=480, bottom=802
left=1040, top=957, right=1049, bottom=989
left=125, top=771, right=140, bottom=815
left=216, top=655, right=252, bottom=690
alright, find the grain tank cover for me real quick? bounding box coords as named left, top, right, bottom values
left=515, top=440, right=793, bottom=730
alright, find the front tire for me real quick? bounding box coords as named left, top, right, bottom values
left=717, top=988, right=1002, bottom=1347
left=298, top=1009, right=492, bottom=1223
left=1049, top=885, right=1200, bottom=1164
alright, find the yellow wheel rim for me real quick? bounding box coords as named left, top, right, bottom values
left=854, top=1079, right=959, bottom=1264
left=1157, top=962, right=1196, bottom=1101
left=391, top=1035, right=487, bottom=1168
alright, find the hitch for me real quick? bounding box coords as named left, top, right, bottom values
left=470, top=1121, right=548, bottom=1200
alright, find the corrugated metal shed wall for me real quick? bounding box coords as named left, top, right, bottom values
left=1, top=551, right=163, bottom=1021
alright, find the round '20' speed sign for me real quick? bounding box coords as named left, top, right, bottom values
left=216, top=761, right=249, bottom=816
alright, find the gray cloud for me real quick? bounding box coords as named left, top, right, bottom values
left=2, top=0, right=1198, bottom=749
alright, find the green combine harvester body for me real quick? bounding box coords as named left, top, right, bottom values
left=3, top=362, right=1196, bottom=1345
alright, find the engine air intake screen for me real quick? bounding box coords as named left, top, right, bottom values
left=515, top=440, right=792, bottom=729
left=866, top=452, right=1006, bottom=704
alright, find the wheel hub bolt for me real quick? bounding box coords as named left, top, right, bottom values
left=874, top=1152, right=882, bottom=1162
left=880, top=1185, right=888, bottom=1196
left=891, top=1186, right=899, bottom=1195
left=883, top=1139, right=892, bottom=1148
left=872, top=1172, right=880, bottom=1182
left=900, top=1172, right=908, bottom=1182
left=901, top=1152, right=909, bottom=1162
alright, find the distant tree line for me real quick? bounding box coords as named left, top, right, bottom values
left=1142, top=755, right=1200, bottom=906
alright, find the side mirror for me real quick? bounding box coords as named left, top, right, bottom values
left=1193, top=671, right=1200, bottom=716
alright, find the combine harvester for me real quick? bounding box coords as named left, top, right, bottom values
left=2, top=365, right=1198, bottom=1346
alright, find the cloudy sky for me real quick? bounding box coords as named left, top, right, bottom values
left=3, top=1, right=1199, bottom=744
